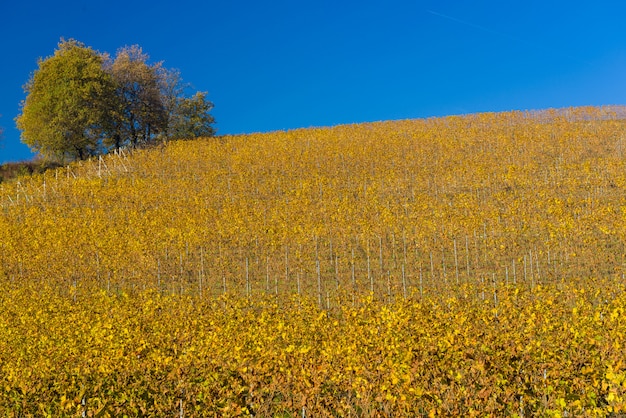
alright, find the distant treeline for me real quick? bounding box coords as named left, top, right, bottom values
left=0, top=160, right=62, bottom=183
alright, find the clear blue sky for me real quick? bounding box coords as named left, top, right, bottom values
left=1, top=0, right=625, bottom=164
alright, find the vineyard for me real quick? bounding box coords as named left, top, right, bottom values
left=1, top=106, right=626, bottom=415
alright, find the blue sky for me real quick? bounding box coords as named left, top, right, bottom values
left=1, top=0, right=625, bottom=164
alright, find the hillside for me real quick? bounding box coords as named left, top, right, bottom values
left=2, top=106, right=626, bottom=297
left=1, top=106, right=626, bottom=415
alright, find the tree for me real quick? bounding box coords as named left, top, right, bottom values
left=167, top=92, right=215, bottom=140
left=17, top=39, right=216, bottom=161
left=16, top=39, right=115, bottom=163
left=158, top=68, right=215, bottom=141
left=104, top=45, right=167, bottom=149
left=104, top=48, right=215, bottom=147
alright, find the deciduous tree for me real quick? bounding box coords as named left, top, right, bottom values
left=167, top=91, right=215, bottom=140
left=16, top=39, right=115, bottom=163
left=104, top=46, right=167, bottom=149
left=17, top=40, right=216, bottom=160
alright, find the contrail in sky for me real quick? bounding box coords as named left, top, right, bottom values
left=426, top=9, right=579, bottom=62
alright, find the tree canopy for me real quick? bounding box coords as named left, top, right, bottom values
left=16, top=40, right=114, bottom=163
left=105, top=45, right=168, bottom=149
left=167, top=92, right=215, bottom=140
left=17, top=39, right=215, bottom=163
